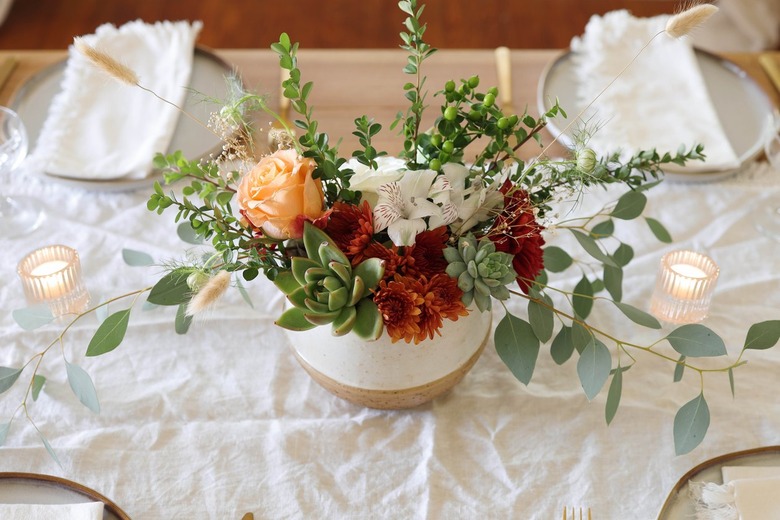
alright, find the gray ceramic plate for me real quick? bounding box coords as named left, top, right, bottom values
left=0, top=472, right=129, bottom=519
left=656, top=445, right=780, bottom=519
left=537, top=49, right=775, bottom=182
left=10, top=47, right=233, bottom=192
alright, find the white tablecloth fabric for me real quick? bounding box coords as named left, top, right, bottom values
left=1, top=158, right=779, bottom=518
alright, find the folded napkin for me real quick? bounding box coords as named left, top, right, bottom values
left=0, top=501, right=104, bottom=519
left=31, top=20, right=202, bottom=180
left=570, top=10, right=739, bottom=172
left=690, top=466, right=780, bottom=519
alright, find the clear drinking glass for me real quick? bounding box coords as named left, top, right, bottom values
left=0, top=105, right=44, bottom=238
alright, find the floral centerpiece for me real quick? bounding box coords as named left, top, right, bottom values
left=6, top=2, right=780, bottom=459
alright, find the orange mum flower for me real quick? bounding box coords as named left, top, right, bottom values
left=323, top=201, right=375, bottom=265
left=374, top=278, right=422, bottom=343
left=416, top=273, right=468, bottom=342
left=374, top=273, right=467, bottom=344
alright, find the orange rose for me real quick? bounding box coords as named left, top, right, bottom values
left=237, top=149, right=324, bottom=239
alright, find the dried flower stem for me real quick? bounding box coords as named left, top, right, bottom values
left=186, top=270, right=232, bottom=316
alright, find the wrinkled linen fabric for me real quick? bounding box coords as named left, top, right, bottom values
left=0, top=162, right=778, bottom=519
left=30, top=20, right=202, bottom=180
left=571, top=10, right=740, bottom=172
left=0, top=503, right=103, bottom=520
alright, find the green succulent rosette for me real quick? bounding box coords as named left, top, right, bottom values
left=274, top=222, right=385, bottom=339
left=444, top=233, right=517, bottom=312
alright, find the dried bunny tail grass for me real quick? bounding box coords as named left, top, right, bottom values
left=73, top=37, right=139, bottom=85
left=186, top=270, right=232, bottom=316
left=665, top=3, right=719, bottom=39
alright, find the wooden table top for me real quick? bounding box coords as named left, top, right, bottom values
left=0, top=49, right=777, bottom=160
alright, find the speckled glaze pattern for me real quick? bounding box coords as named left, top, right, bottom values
left=286, top=310, right=492, bottom=409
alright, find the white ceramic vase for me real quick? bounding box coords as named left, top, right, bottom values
left=286, top=309, right=492, bottom=409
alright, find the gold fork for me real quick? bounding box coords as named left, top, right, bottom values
left=562, top=507, right=592, bottom=520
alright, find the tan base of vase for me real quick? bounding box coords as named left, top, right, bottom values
left=292, top=325, right=491, bottom=410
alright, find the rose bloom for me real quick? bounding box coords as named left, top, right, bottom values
left=237, top=149, right=324, bottom=239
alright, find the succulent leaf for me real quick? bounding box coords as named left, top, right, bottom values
left=328, top=287, right=349, bottom=311
left=273, top=271, right=299, bottom=295
left=353, top=258, right=385, bottom=297
left=353, top=299, right=384, bottom=340
left=332, top=306, right=357, bottom=336
left=304, top=309, right=341, bottom=325
left=276, top=307, right=318, bottom=331
left=292, top=257, right=320, bottom=286
left=305, top=298, right=330, bottom=314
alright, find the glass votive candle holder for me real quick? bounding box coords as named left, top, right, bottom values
left=17, top=245, right=89, bottom=317
left=650, top=250, right=719, bottom=324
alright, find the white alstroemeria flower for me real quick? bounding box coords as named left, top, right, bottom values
left=373, top=169, right=444, bottom=247
left=440, top=163, right=504, bottom=234
left=428, top=175, right=459, bottom=229
left=342, top=157, right=407, bottom=206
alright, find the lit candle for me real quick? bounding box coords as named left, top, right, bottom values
left=18, top=245, right=89, bottom=317
left=650, top=250, right=719, bottom=324
left=669, top=263, right=707, bottom=300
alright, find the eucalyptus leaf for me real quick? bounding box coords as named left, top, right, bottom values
left=12, top=305, right=54, bottom=331
left=494, top=312, right=539, bottom=385
left=236, top=277, right=254, bottom=309
left=613, top=243, right=634, bottom=267
left=177, top=221, right=204, bottom=245
left=577, top=338, right=612, bottom=401
left=571, top=322, right=592, bottom=354
left=543, top=246, right=573, bottom=272
left=65, top=361, right=100, bottom=414
left=743, top=320, right=780, bottom=351
left=0, top=421, right=9, bottom=446
left=0, top=367, right=22, bottom=394
left=605, top=366, right=623, bottom=425
left=591, top=219, right=614, bottom=239
left=148, top=272, right=192, bottom=306
left=573, top=276, right=594, bottom=319
left=175, top=304, right=193, bottom=335
left=121, top=248, right=155, bottom=267
left=570, top=230, right=618, bottom=267
left=611, top=190, right=647, bottom=220
left=666, top=324, right=726, bottom=358
left=551, top=326, right=574, bottom=365
left=646, top=217, right=672, bottom=243
left=603, top=265, right=623, bottom=302
left=39, top=431, right=63, bottom=468
left=86, top=309, right=131, bottom=357
left=612, top=301, right=662, bottom=329
left=673, top=355, right=686, bottom=382
left=32, top=375, right=46, bottom=401
left=528, top=298, right=554, bottom=343
left=674, top=393, right=710, bottom=455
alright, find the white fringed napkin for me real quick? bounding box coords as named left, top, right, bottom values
left=0, top=501, right=104, bottom=520
left=690, top=466, right=780, bottom=519
left=570, top=10, right=739, bottom=172
left=31, top=20, right=202, bottom=180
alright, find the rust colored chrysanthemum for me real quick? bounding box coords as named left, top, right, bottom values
left=373, top=278, right=423, bottom=343
left=364, top=242, right=413, bottom=281
left=488, top=182, right=545, bottom=293
left=323, top=201, right=375, bottom=265
left=415, top=273, right=468, bottom=342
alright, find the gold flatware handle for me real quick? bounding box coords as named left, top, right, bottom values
left=241, top=513, right=254, bottom=520
left=494, top=46, right=513, bottom=113
left=0, top=56, right=18, bottom=94
left=759, top=53, right=780, bottom=96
